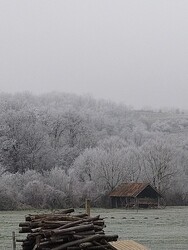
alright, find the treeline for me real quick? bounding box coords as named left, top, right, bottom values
left=0, top=92, right=187, bottom=210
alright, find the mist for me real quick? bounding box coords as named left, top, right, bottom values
left=1, top=0, right=188, bottom=109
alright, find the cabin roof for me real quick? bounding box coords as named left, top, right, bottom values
left=109, top=183, right=162, bottom=198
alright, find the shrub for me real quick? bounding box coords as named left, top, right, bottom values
left=0, top=189, right=17, bottom=210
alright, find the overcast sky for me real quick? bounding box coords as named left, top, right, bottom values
left=0, top=0, right=188, bottom=109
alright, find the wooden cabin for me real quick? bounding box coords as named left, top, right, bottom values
left=109, top=183, right=164, bottom=208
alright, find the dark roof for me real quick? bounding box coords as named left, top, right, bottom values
left=109, top=183, right=162, bottom=197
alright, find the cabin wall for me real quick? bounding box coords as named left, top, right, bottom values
left=111, top=196, right=159, bottom=208
left=111, top=197, right=135, bottom=208
left=137, top=186, right=159, bottom=198
left=137, top=197, right=158, bottom=208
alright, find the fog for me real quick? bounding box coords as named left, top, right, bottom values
left=0, top=0, right=188, bottom=109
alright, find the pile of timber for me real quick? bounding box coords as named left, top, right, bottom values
left=18, top=208, right=118, bottom=250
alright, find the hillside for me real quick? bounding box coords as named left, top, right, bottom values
left=0, top=92, right=187, bottom=209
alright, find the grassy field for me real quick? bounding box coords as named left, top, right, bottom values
left=0, top=206, right=188, bottom=250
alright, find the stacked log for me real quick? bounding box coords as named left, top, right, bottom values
left=18, top=208, right=118, bottom=250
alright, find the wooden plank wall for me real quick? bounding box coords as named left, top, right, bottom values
left=110, top=240, right=149, bottom=250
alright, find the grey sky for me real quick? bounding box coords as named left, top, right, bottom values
left=0, top=0, right=188, bottom=109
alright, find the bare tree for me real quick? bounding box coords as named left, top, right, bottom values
left=141, top=138, right=178, bottom=193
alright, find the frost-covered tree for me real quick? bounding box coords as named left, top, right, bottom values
left=141, top=138, right=178, bottom=193
left=0, top=92, right=188, bottom=207
left=0, top=109, right=53, bottom=172
left=124, top=146, right=142, bottom=181
left=72, top=136, right=131, bottom=201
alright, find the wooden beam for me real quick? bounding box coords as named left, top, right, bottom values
left=12, top=231, right=16, bottom=250
left=85, top=199, right=91, bottom=216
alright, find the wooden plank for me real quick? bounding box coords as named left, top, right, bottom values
left=110, top=240, right=149, bottom=250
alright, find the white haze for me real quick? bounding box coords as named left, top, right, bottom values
left=0, top=0, right=188, bottom=109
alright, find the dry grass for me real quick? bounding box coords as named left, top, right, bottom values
left=0, top=207, right=188, bottom=250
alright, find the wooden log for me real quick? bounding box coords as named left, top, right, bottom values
left=16, top=239, right=28, bottom=242
left=102, top=235, right=118, bottom=242
left=58, top=208, right=75, bottom=214
left=41, top=221, right=70, bottom=229
left=22, top=246, right=35, bottom=250
left=75, top=230, right=96, bottom=236
left=22, top=240, right=34, bottom=246
left=93, top=220, right=105, bottom=226
left=101, top=240, right=118, bottom=250
left=52, top=224, right=94, bottom=235
left=92, top=231, right=104, bottom=235
left=30, top=222, right=43, bottom=228
left=50, top=235, right=73, bottom=241
left=88, top=246, right=110, bottom=250
left=36, top=235, right=41, bottom=247
left=57, top=215, right=101, bottom=230
left=39, top=238, right=65, bottom=247
left=67, top=247, right=80, bottom=250
left=51, top=234, right=104, bottom=250
left=44, top=216, right=81, bottom=222
left=43, top=220, right=70, bottom=225
left=57, top=219, right=84, bottom=230
left=42, top=224, right=65, bottom=229
left=29, top=235, right=41, bottom=250
left=79, top=242, right=93, bottom=248
left=19, top=227, right=31, bottom=233
left=31, top=227, right=42, bottom=233
left=94, top=225, right=104, bottom=231
left=82, top=216, right=101, bottom=224
left=88, top=245, right=111, bottom=250
left=19, top=222, right=31, bottom=227
left=26, top=214, right=80, bottom=222
left=67, top=247, right=109, bottom=250
left=93, top=240, right=107, bottom=248
left=73, top=213, right=89, bottom=218
left=27, top=231, right=51, bottom=238
left=43, top=229, right=76, bottom=237
left=72, top=235, right=84, bottom=240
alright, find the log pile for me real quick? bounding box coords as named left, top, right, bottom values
left=18, top=208, right=118, bottom=250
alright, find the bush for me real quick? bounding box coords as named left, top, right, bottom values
left=43, top=186, right=66, bottom=209
left=21, top=180, right=67, bottom=209
left=21, top=180, right=46, bottom=208
left=0, top=189, right=17, bottom=210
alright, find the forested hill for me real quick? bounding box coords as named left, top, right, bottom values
left=0, top=92, right=188, bottom=209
